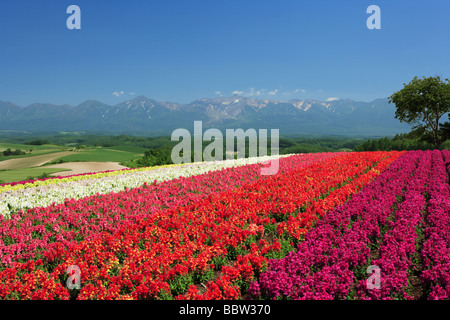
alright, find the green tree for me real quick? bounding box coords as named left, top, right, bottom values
left=440, top=122, right=450, bottom=142
left=136, top=148, right=173, bottom=167
left=388, top=76, right=450, bottom=149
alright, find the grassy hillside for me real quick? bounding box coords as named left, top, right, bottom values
left=0, top=167, right=71, bottom=184
left=0, top=132, right=370, bottom=184
left=0, top=143, right=66, bottom=161
left=54, top=147, right=144, bottom=163
left=0, top=143, right=146, bottom=184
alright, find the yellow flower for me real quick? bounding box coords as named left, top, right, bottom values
left=0, top=163, right=184, bottom=194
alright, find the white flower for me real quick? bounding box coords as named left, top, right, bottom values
left=0, top=155, right=289, bottom=218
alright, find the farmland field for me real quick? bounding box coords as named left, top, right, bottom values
left=0, top=167, right=72, bottom=184
left=0, top=142, right=63, bottom=152
left=54, top=147, right=145, bottom=163
left=0, top=145, right=146, bottom=184
left=0, top=143, right=67, bottom=162
left=0, top=150, right=450, bottom=300
left=45, top=162, right=128, bottom=177
left=0, top=151, right=74, bottom=170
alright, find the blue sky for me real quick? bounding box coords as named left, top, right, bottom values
left=0, top=0, right=449, bottom=106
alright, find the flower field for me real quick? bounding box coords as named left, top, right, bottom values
left=1, top=150, right=450, bottom=300
left=0, top=154, right=291, bottom=217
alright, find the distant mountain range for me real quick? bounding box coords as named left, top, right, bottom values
left=0, top=95, right=410, bottom=137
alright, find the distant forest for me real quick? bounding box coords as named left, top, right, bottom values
left=354, top=130, right=450, bottom=152
left=1, top=131, right=449, bottom=168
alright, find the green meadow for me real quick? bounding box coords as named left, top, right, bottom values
left=54, top=147, right=146, bottom=163
left=0, top=144, right=147, bottom=184
left=0, top=167, right=71, bottom=184
left=0, top=143, right=66, bottom=160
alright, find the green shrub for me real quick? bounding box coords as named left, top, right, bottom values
left=2, top=148, right=26, bottom=156
left=26, top=139, right=49, bottom=145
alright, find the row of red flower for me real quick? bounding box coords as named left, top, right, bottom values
left=180, top=151, right=403, bottom=299
left=0, top=152, right=339, bottom=268
left=0, top=151, right=401, bottom=299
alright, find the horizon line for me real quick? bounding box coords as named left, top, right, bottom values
left=0, top=95, right=390, bottom=108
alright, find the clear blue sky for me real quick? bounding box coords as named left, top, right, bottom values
left=0, top=0, right=449, bottom=106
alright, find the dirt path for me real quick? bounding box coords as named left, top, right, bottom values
left=0, top=151, right=75, bottom=170
left=45, top=162, right=129, bottom=176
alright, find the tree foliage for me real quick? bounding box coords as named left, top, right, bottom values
left=2, top=148, right=26, bottom=156
left=135, top=148, right=173, bottom=167
left=388, top=76, right=450, bottom=148
left=354, top=133, right=434, bottom=152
